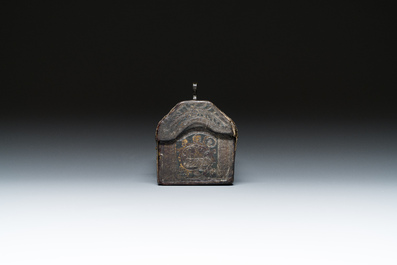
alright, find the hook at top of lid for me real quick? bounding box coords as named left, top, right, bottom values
left=193, top=83, right=197, bottom=100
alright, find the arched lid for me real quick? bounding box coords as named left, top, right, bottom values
left=156, top=100, right=237, bottom=141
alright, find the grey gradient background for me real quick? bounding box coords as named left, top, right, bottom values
left=2, top=2, right=397, bottom=264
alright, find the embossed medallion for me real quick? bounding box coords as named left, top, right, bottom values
left=176, top=131, right=218, bottom=179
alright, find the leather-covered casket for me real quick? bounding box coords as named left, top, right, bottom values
left=156, top=100, right=237, bottom=185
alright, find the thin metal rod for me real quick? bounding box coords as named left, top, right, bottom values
left=193, top=83, right=197, bottom=100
